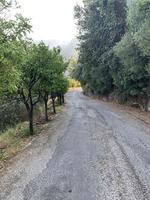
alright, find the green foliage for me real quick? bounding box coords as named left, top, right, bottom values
left=114, top=0, right=150, bottom=100
left=67, top=55, right=78, bottom=78
left=39, top=46, right=68, bottom=95
left=36, top=44, right=68, bottom=120
left=17, top=42, right=67, bottom=132
left=0, top=0, right=32, bottom=94
left=69, top=79, right=81, bottom=88
left=19, top=42, right=45, bottom=104
left=55, top=77, right=69, bottom=94
left=0, top=95, right=20, bottom=131
left=0, top=1, right=68, bottom=133
left=75, top=0, right=150, bottom=109
left=74, top=0, right=127, bottom=95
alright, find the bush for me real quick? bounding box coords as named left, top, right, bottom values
left=0, top=99, right=21, bottom=132
left=69, top=79, right=81, bottom=88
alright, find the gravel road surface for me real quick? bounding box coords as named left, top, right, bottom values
left=0, top=90, right=150, bottom=200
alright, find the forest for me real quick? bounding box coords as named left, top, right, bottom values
left=74, top=0, right=150, bottom=110
left=0, top=0, right=69, bottom=135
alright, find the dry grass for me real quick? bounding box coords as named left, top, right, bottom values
left=0, top=122, right=32, bottom=169
left=0, top=105, right=64, bottom=170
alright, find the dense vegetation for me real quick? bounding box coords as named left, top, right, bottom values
left=74, top=0, right=150, bottom=110
left=0, top=0, right=68, bottom=134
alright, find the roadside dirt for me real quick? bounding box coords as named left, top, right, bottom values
left=100, top=101, right=150, bottom=127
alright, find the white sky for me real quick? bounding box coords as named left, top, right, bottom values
left=17, top=0, right=83, bottom=43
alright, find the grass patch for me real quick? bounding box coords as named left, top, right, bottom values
left=0, top=121, right=47, bottom=170
left=0, top=122, right=31, bottom=169
left=0, top=104, right=64, bottom=170
left=0, top=122, right=44, bottom=170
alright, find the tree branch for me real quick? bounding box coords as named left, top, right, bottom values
left=33, top=92, right=41, bottom=106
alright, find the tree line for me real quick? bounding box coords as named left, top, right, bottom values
left=74, top=0, right=150, bottom=110
left=0, top=0, right=68, bottom=134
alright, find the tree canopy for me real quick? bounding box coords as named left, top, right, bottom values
left=0, top=1, right=69, bottom=133
left=0, top=0, right=31, bottom=94
left=74, top=0, right=150, bottom=109
left=114, top=0, right=150, bottom=105
left=74, top=0, right=127, bottom=95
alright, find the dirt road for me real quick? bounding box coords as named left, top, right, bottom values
left=0, top=91, right=150, bottom=200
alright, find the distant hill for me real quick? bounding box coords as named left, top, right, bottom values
left=43, top=39, right=65, bottom=48
left=61, top=39, right=78, bottom=59
left=43, top=39, right=78, bottom=60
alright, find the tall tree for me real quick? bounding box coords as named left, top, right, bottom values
left=0, top=0, right=31, bottom=94
left=114, top=0, right=150, bottom=109
left=18, top=43, right=44, bottom=134
left=39, top=46, right=68, bottom=120
left=74, top=0, right=127, bottom=95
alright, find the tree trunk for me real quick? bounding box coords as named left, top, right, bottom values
left=143, top=97, right=149, bottom=112
left=29, top=90, right=34, bottom=135
left=52, top=98, right=56, bottom=114
left=28, top=107, right=34, bottom=135
left=20, top=88, right=39, bottom=135
left=44, top=99, right=48, bottom=121
left=58, top=94, right=62, bottom=105
left=24, top=102, right=34, bottom=135
left=62, top=93, right=65, bottom=104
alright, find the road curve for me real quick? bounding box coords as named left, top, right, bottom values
left=0, top=90, right=150, bottom=200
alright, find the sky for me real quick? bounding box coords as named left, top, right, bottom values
left=17, top=0, right=83, bottom=43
